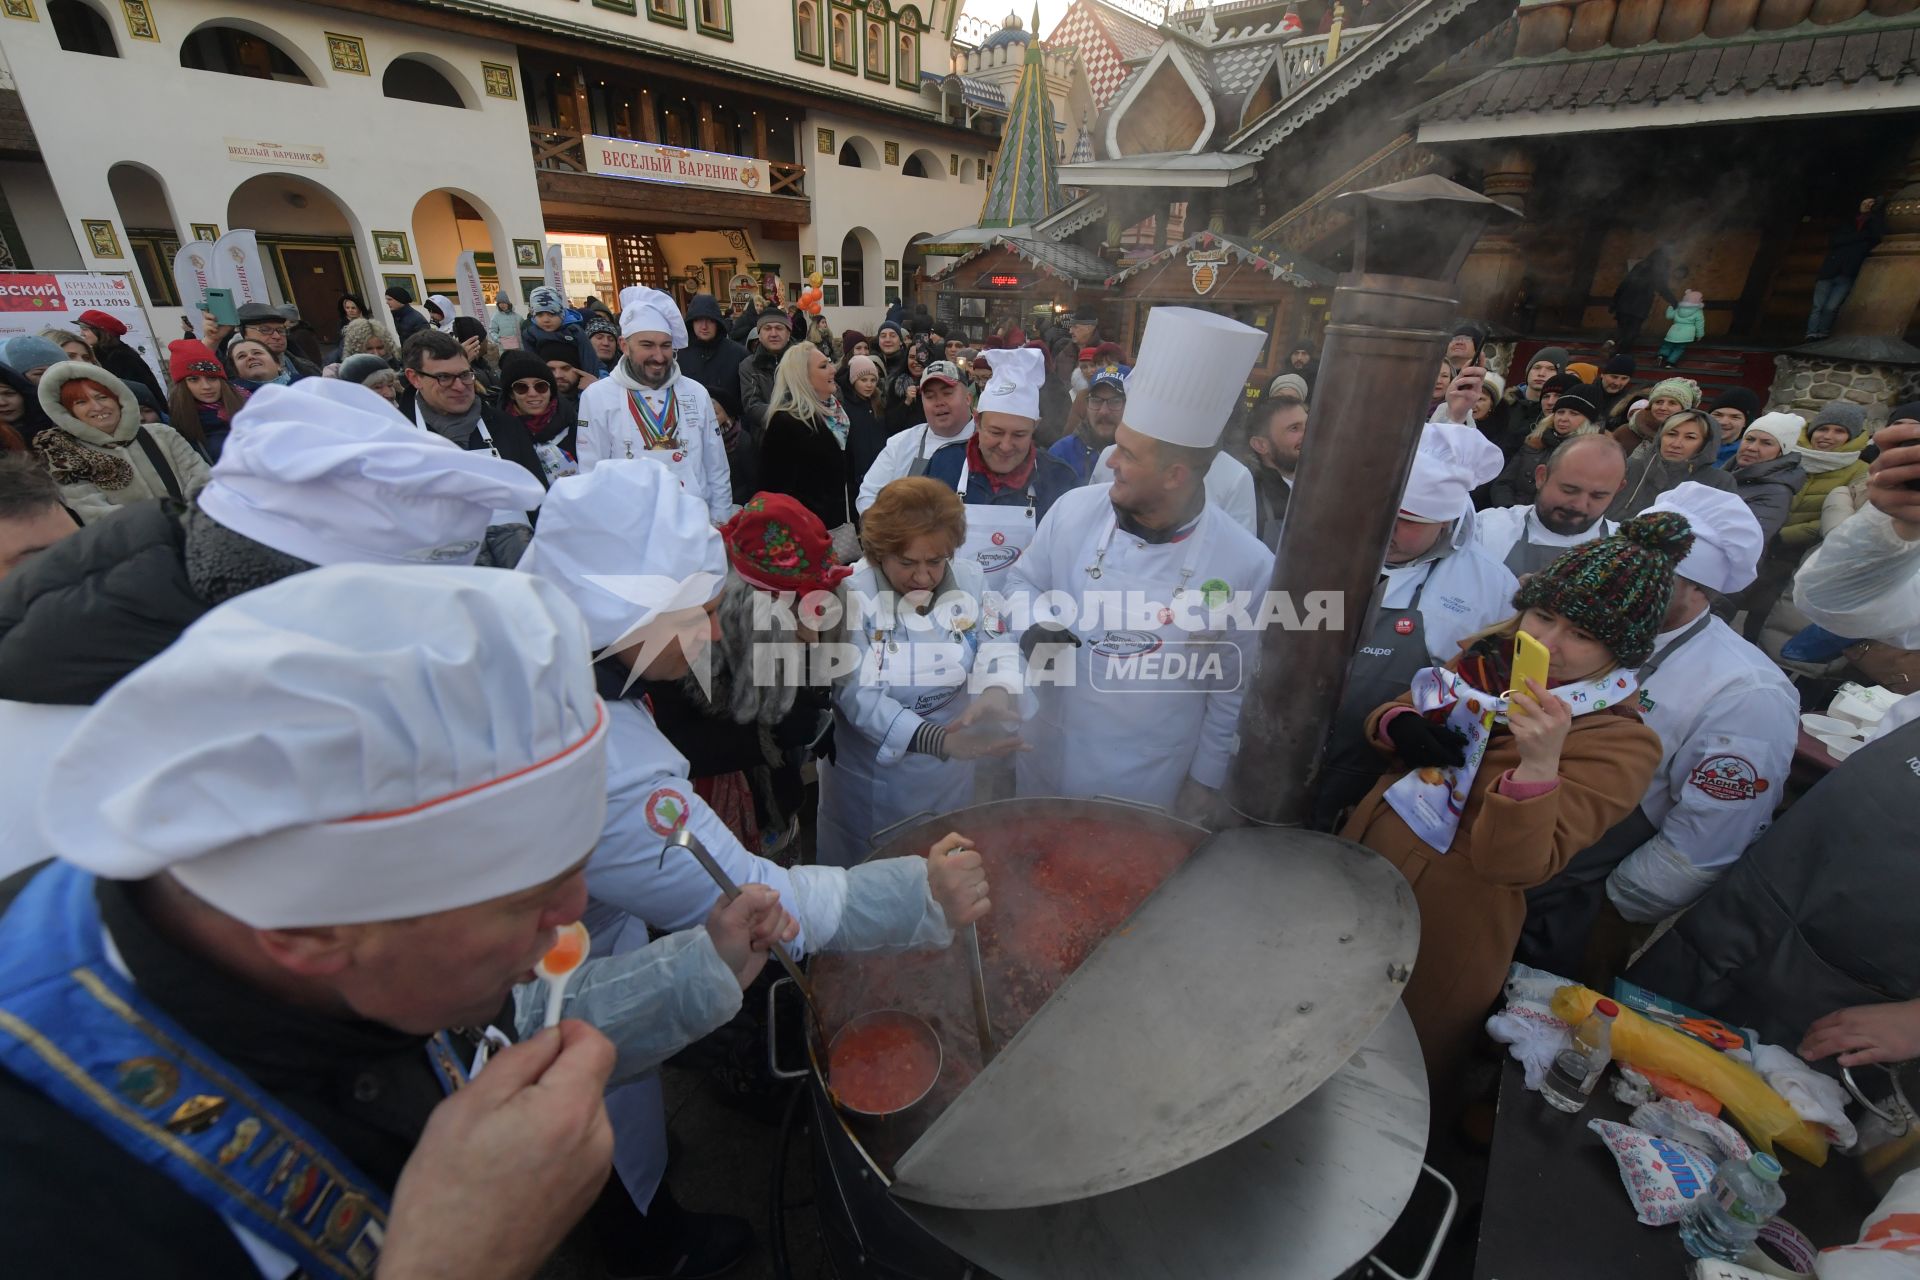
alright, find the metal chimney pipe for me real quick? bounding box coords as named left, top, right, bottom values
left=1228, top=177, right=1516, bottom=828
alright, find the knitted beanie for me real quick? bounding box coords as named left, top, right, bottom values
left=1603, top=353, right=1636, bottom=376
left=1647, top=376, right=1701, bottom=409
left=1543, top=371, right=1583, bottom=396
left=1531, top=346, right=1571, bottom=372
left=337, top=353, right=393, bottom=386
left=1808, top=401, right=1867, bottom=441
left=168, top=338, right=226, bottom=383
left=1708, top=386, right=1761, bottom=421
left=1889, top=401, right=1920, bottom=425
left=1512, top=511, right=1696, bottom=667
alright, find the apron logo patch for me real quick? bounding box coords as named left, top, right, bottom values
left=1089, top=630, right=1162, bottom=658
left=1394, top=617, right=1416, bottom=635
left=911, top=686, right=963, bottom=716
left=1688, top=755, right=1768, bottom=802
left=976, top=545, right=1021, bottom=573
left=1200, top=577, right=1231, bottom=608
left=644, top=787, right=690, bottom=836
left=990, top=531, right=1007, bottom=545
left=1157, top=606, right=1174, bottom=626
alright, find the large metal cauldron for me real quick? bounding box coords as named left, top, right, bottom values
left=790, top=798, right=1433, bottom=1280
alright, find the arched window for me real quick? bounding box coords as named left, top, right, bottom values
left=382, top=57, right=467, bottom=108
left=838, top=141, right=863, bottom=169
left=48, top=0, right=117, bottom=56
left=841, top=231, right=866, bottom=308
left=897, top=31, right=918, bottom=84
left=864, top=20, right=887, bottom=78
left=796, top=1, right=821, bottom=59
left=181, top=25, right=312, bottom=84
left=831, top=12, right=852, bottom=68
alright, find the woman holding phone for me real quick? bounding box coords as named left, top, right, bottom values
left=1340, top=513, right=1688, bottom=1098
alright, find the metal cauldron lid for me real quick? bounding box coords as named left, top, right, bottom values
left=887, top=825, right=1420, bottom=1211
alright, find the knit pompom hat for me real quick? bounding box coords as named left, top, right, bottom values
left=1512, top=511, right=1696, bottom=667
left=1647, top=377, right=1701, bottom=410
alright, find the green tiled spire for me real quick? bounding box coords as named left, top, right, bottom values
left=977, top=5, right=1061, bottom=229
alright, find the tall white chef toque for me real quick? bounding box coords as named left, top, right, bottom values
left=517, top=458, right=728, bottom=653
left=1399, top=421, right=1506, bottom=524
left=38, top=565, right=609, bottom=928
left=976, top=346, right=1047, bottom=421
left=1120, top=306, right=1268, bottom=448
left=619, top=286, right=688, bottom=348
left=1646, top=481, right=1765, bottom=594
left=196, top=379, right=546, bottom=567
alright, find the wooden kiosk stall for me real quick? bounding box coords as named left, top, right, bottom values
left=1103, top=229, right=1337, bottom=388
left=926, top=236, right=1113, bottom=345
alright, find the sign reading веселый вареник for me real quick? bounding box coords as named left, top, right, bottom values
left=582, top=135, right=770, bottom=195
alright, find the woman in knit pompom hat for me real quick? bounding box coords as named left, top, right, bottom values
left=1340, top=512, right=1688, bottom=1102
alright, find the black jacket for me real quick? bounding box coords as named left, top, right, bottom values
left=844, top=396, right=890, bottom=498
left=95, top=340, right=165, bottom=405
left=390, top=303, right=430, bottom=341
left=678, top=327, right=748, bottom=422
left=0, top=500, right=206, bottom=705
left=395, top=386, right=549, bottom=499
left=1817, top=207, right=1886, bottom=281
left=759, top=410, right=850, bottom=529
left=738, top=343, right=782, bottom=435
left=1612, top=248, right=1678, bottom=320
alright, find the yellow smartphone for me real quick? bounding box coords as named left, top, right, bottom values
left=1510, top=629, right=1550, bottom=701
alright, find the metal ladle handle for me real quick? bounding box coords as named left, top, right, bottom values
left=1844, top=1063, right=1915, bottom=1137
left=664, top=827, right=820, bottom=1022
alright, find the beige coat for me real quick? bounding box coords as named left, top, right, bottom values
left=35, top=361, right=208, bottom=522
left=1340, top=695, right=1661, bottom=1095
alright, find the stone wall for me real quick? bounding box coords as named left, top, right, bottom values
left=1767, top=355, right=1918, bottom=421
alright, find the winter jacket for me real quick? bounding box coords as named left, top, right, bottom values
left=843, top=396, right=890, bottom=500
left=1817, top=207, right=1886, bottom=281
left=1489, top=422, right=1580, bottom=509
left=758, top=409, right=851, bottom=530
left=678, top=296, right=749, bottom=422
left=394, top=385, right=550, bottom=500
left=487, top=306, right=522, bottom=347
left=922, top=439, right=1080, bottom=524
left=93, top=339, right=164, bottom=406
left=738, top=342, right=782, bottom=436
left=1722, top=454, right=1807, bottom=544
left=1779, top=432, right=1869, bottom=549
left=390, top=304, right=430, bottom=342
left=33, top=362, right=208, bottom=522
left=1612, top=248, right=1678, bottom=321
left=1606, top=442, right=1739, bottom=521
left=1609, top=407, right=1668, bottom=455
left=1662, top=303, right=1706, bottom=345
left=1473, top=400, right=1524, bottom=460
left=1819, top=470, right=1870, bottom=537
left=1342, top=687, right=1660, bottom=1086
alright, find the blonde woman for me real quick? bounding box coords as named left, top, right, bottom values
left=758, top=340, right=854, bottom=534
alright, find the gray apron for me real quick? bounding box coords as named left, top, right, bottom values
left=906, top=424, right=942, bottom=479
left=1310, top=567, right=1434, bottom=832
left=1517, top=613, right=1714, bottom=977
left=1504, top=510, right=1574, bottom=578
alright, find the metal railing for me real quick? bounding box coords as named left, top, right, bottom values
left=528, top=127, right=806, bottom=197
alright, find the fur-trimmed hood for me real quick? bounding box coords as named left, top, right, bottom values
left=37, top=360, right=139, bottom=446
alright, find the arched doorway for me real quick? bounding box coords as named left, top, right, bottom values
left=901, top=232, right=939, bottom=313
left=225, top=172, right=365, bottom=343
left=108, top=164, right=182, bottom=308
left=410, top=189, right=505, bottom=323
left=840, top=226, right=883, bottom=311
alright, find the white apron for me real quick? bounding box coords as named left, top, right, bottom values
left=816, top=566, right=994, bottom=867
left=1017, top=511, right=1232, bottom=810
left=953, top=456, right=1037, bottom=580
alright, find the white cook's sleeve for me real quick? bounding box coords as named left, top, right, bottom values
left=512, top=927, right=742, bottom=1086
left=1792, top=506, right=1920, bottom=648
left=1191, top=623, right=1256, bottom=790
left=574, top=388, right=615, bottom=471
left=821, top=854, right=955, bottom=953
left=696, top=398, right=737, bottom=523
left=1606, top=709, right=1797, bottom=924
left=856, top=430, right=914, bottom=514
left=832, top=623, right=924, bottom=767
left=588, top=771, right=845, bottom=958
left=1218, top=466, right=1257, bottom=537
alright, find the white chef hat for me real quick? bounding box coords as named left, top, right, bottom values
left=1122, top=306, right=1268, bottom=448
left=1399, top=421, right=1506, bottom=523
left=196, top=379, right=545, bottom=567
left=38, top=565, right=608, bottom=929
left=977, top=346, right=1047, bottom=421
left=518, top=459, right=727, bottom=652
left=1646, top=481, right=1765, bottom=594
left=619, top=285, right=688, bottom=348
left=1743, top=411, right=1806, bottom=457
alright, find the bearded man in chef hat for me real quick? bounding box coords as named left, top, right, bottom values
left=3, top=562, right=796, bottom=1279
left=574, top=286, right=735, bottom=523
left=1521, top=480, right=1798, bottom=981
left=1006, top=306, right=1275, bottom=820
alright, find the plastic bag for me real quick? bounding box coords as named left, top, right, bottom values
left=1815, top=1169, right=1920, bottom=1279
left=1553, top=985, right=1830, bottom=1166
left=1589, top=1118, right=1720, bottom=1226
left=1630, top=1098, right=1754, bottom=1166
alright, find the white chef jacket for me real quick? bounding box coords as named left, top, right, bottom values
left=856, top=418, right=976, bottom=513
left=1472, top=503, right=1616, bottom=566
left=1793, top=506, right=1920, bottom=648
left=1008, top=483, right=1273, bottom=808
left=576, top=368, right=735, bottom=523
left=1605, top=611, right=1800, bottom=923
left=1095, top=443, right=1258, bottom=537
left=0, top=700, right=82, bottom=879
left=1379, top=511, right=1520, bottom=665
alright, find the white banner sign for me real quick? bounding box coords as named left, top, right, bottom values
left=0, top=270, right=164, bottom=384
left=455, top=251, right=486, bottom=323
left=543, top=242, right=565, bottom=296
left=211, top=229, right=268, bottom=307
left=171, top=241, right=214, bottom=310
left=582, top=136, right=770, bottom=195
left=224, top=138, right=328, bottom=168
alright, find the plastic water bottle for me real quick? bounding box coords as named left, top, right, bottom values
left=1680, top=1153, right=1787, bottom=1260
left=1540, top=998, right=1619, bottom=1113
